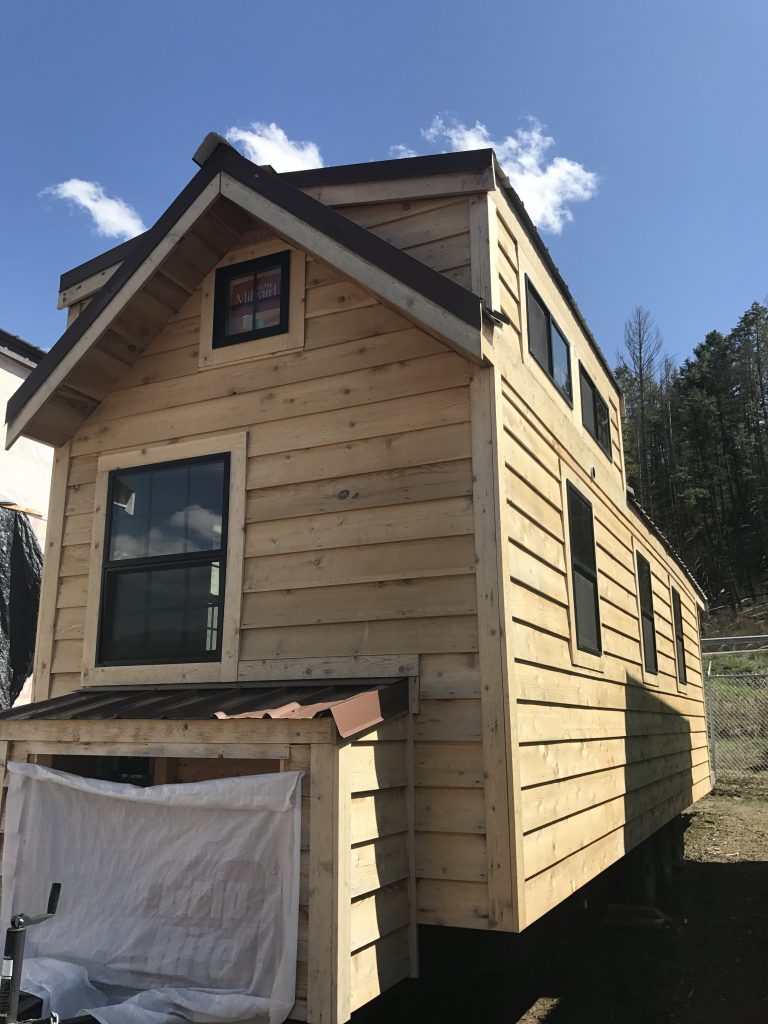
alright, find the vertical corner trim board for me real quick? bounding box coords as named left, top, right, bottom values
left=32, top=441, right=72, bottom=702
left=469, top=365, right=524, bottom=931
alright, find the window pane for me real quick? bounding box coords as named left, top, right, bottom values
left=101, top=562, right=221, bottom=663
left=574, top=570, right=601, bottom=653
left=225, top=273, right=256, bottom=337
left=637, top=554, right=653, bottom=613
left=527, top=287, right=549, bottom=371
left=254, top=266, right=283, bottom=330
left=568, top=487, right=596, bottom=573
left=642, top=614, right=658, bottom=673
left=551, top=324, right=571, bottom=399
left=595, top=394, right=611, bottom=455
left=580, top=369, right=596, bottom=437
left=672, top=589, right=686, bottom=683
left=108, top=460, right=225, bottom=561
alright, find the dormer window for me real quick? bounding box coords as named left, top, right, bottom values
left=213, top=251, right=291, bottom=348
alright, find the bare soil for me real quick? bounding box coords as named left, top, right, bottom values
left=353, top=781, right=768, bottom=1024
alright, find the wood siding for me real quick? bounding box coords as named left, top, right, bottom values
left=489, top=187, right=711, bottom=928
left=36, top=218, right=491, bottom=937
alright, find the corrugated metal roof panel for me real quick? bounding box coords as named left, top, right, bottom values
left=0, top=679, right=409, bottom=740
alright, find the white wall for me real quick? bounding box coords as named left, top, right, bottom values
left=0, top=350, right=53, bottom=542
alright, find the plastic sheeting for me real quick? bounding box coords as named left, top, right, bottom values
left=0, top=507, right=42, bottom=708
left=1, top=763, right=302, bottom=1024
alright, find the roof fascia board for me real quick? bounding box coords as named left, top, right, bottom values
left=57, top=263, right=120, bottom=311
left=6, top=175, right=223, bottom=448
left=298, top=166, right=496, bottom=208
left=220, top=172, right=483, bottom=362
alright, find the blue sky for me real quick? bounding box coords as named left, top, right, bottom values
left=1, top=0, right=766, bottom=370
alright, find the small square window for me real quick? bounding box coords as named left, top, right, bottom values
left=213, top=251, right=291, bottom=349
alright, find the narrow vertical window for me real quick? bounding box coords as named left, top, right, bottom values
left=672, top=587, right=687, bottom=684
left=567, top=483, right=601, bottom=655
left=636, top=553, right=658, bottom=674
left=579, top=364, right=612, bottom=458
left=526, top=278, right=572, bottom=403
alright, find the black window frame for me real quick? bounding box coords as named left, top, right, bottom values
left=96, top=452, right=230, bottom=668
left=525, top=277, right=573, bottom=405
left=636, top=552, right=658, bottom=674
left=566, top=482, right=602, bottom=656
left=671, top=587, right=687, bottom=685
left=213, top=250, right=291, bottom=349
left=579, top=363, right=612, bottom=459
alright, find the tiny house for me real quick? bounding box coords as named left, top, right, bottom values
left=0, top=136, right=711, bottom=1022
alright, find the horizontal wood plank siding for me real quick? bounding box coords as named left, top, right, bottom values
left=490, top=186, right=711, bottom=928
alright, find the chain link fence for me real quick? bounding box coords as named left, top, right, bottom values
left=705, top=672, right=768, bottom=781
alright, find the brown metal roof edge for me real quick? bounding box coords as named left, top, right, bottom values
left=627, top=491, right=707, bottom=605
left=7, top=153, right=225, bottom=427
left=58, top=149, right=496, bottom=293
left=9, top=144, right=483, bottom=433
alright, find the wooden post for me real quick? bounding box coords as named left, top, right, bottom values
left=307, top=743, right=340, bottom=1024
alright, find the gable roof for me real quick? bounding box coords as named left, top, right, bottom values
left=57, top=148, right=497, bottom=295
left=7, top=140, right=484, bottom=448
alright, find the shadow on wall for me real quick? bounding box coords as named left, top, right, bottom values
left=354, top=683, right=716, bottom=1022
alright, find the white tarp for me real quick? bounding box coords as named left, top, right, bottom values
left=1, top=762, right=302, bottom=1024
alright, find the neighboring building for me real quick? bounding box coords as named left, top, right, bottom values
left=0, top=136, right=711, bottom=1023
left=0, top=328, right=53, bottom=544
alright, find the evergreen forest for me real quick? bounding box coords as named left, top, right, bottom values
left=616, top=301, right=768, bottom=615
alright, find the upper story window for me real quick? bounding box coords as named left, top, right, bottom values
left=566, top=483, right=602, bottom=655
left=636, top=552, right=658, bottom=674
left=213, top=250, right=291, bottom=349
left=671, top=587, right=687, bottom=685
left=526, top=278, right=572, bottom=404
left=579, top=364, right=612, bottom=458
left=97, top=454, right=229, bottom=666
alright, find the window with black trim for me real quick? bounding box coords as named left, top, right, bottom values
left=213, top=250, right=290, bottom=348
left=636, top=553, right=658, bottom=674
left=526, top=278, right=572, bottom=403
left=579, top=364, right=612, bottom=458
left=97, top=454, right=229, bottom=666
left=671, top=587, right=687, bottom=685
left=566, top=483, right=602, bottom=655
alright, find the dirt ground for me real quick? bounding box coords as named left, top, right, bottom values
left=353, top=780, right=768, bottom=1024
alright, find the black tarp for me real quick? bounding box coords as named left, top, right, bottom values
left=0, top=507, right=42, bottom=708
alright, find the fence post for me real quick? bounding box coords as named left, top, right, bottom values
left=705, top=660, right=718, bottom=785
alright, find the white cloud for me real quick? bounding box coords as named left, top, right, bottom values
left=421, top=116, right=598, bottom=234
left=390, top=144, right=418, bottom=159
left=225, top=121, right=323, bottom=171
left=43, top=179, right=146, bottom=240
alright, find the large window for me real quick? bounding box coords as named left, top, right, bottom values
left=97, top=454, right=229, bottom=665
left=671, top=587, right=687, bottom=685
left=526, top=278, right=572, bottom=403
left=579, top=364, right=611, bottom=458
left=213, top=251, right=291, bottom=349
left=636, top=553, right=658, bottom=674
left=566, top=483, right=601, bottom=655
